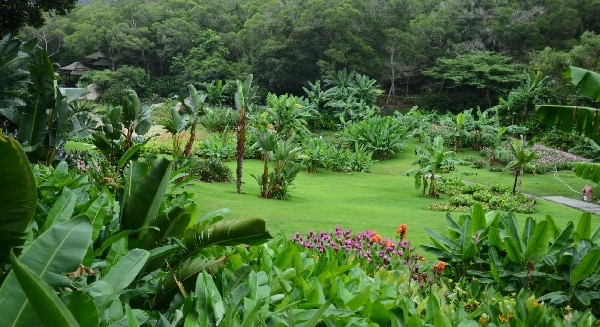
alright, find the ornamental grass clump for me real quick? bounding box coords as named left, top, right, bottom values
left=291, top=224, right=425, bottom=275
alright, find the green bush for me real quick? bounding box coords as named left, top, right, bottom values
left=199, top=107, right=239, bottom=132
left=340, top=116, right=408, bottom=160
left=190, top=158, right=233, bottom=183
left=84, top=66, right=148, bottom=104
left=197, top=129, right=236, bottom=161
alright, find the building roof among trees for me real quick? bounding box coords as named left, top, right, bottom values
left=57, top=62, right=92, bottom=76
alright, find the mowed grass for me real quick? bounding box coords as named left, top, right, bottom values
left=190, top=138, right=599, bottom=250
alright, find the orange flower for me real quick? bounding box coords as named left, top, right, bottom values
left=370, top=233, right=382, bottom=243
left=385, top=240, right=393, bottom=248
left=396, top=224, right=407, bottom=239
left=433, top=261, right=446, bottom=274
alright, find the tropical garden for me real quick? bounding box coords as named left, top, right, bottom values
left=2, top=0, right=600, bottom=326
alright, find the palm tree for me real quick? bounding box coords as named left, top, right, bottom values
left=505, top=136, right=537, bottom=194
left=405, top=136, right=460, bottom=197
left=536, top=66, right=600, bottom=182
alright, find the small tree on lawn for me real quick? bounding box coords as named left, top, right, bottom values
left=405, top=136, right=460, bottom=197
left=505, top=136, right=537, bottom=194
left=235, top=74, right=258, bottom=194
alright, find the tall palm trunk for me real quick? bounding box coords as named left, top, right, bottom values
left=261, top=152, right=269, bottom=198
left=236, top=107, right=246, bottom=194
left=183, top=123, right=196, bottom=158
left=512, top=168, right=521, bottom=194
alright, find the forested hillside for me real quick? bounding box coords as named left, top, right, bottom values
left=16, top=0, right=600, bottom=110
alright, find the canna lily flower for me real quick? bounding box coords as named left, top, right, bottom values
left=433, top=261, right=446, bottom=274
left=370, top=232, right=382, bottom=243
left=396, top=224, right=407, bottom=239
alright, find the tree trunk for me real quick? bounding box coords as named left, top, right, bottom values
left=236, top=108, right=246, bottom=194
left=261, top=153, right=269, bottom=198
left=512, top=168, right=520, bottom=194
left=183, top=123, right=196, bottom=158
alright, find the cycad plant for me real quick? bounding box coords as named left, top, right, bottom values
left=405, top=136, right=460, bottom=197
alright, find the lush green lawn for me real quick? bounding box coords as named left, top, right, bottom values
left=191, top=140, right=599, bottom=253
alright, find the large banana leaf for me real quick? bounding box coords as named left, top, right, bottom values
left=183, top=218, right=272, bottom=255
left=9, top=252, right=80, bottom=327
left=0, top=135, right=37, bottom=263
left=0, top=34, right=30, bottom=112
left=152, top=256, right=227, bottom=310
left=121, top=158, right=173, bottom=232
left=536, top=67, right=600, bottom=181
left=0, top=216, right=92, bottom=326
left=17, top=48, right=55, bottom=153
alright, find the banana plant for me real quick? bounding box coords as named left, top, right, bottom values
left=179, top=84, right=207, bottom=157
left=92, top=89, right=153, bottom=166
left=405, top=135, right=460, bottom=197
left=505, top=136, right=537, bottom=194
left=536, top=66, right=600, bottom=182
left=234, top=74, right=258, bottom=194
left=0, top=36, right=93, bottom=165
left=0, top=135, right=37, bottom=265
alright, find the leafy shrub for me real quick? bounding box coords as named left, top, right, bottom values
left=425, top=205, right=600, bottom=317
left=197, top=129, right=236, bottom=161
left=199, top=107, right=239, bottom=132
left=190, top=158, right=233, bottom=183
left=535, top=127, right=583, bottom=152
left=340, top=115, right=408, bottom=160
left=83, top=66, right=148, bottom=103
left=436, top=177, right=536, bottom=213
left=301, top=136, right=374, bottom=173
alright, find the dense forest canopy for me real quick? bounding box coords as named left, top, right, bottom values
left=12, top=0, right=600, bottom=109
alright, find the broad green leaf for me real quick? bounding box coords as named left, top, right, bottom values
left=153, top=256, right=227, bottom=310
left=103, top=248, right=149, bottom=292
left=522, top=217, right=535, bottom=245
left=184, top=218, right=272, bottom=255
left=571, top=248, right=600, bottom=288
left=460, top=217, right=475, bottom=260
left=17, top=49, right=55, bottom=152
left=67, top=291, right=99, bottom=327
left=470, top=204, right=486, bottom=233
left=573, top=162, right=600, bottom=183
left=39, top=187, right=77, bottom=233
left=9, top=252, right=80, bottom=327
left=575, top=212, right=592, bottom=242
left=121, top=158, right=173, bottom=232
left=501, top=213, right=523, bottom=253
left=117, top=141, right=148, bottom=168
left=297, top=299, right=332, bottom=327
left=548, top=222, right=574, bottom=256
left=125, top=302, right=139, bottom=327
left=504, top=237, right=524, bottom=264
left=434, top=311, right=452, bottom=327
left=196, top=271, right=225, bottom=326
left=524, top=221, right=550, bottom=261
left=0, top=216, right=92, bottom=326
left=84, top=192, right=109, bottom=243
left=0, top=135, right=37, bottom=263
left=568, top=66, right=600, bottom=102
left=244, top=270, right=270, bottom=318
left=488, top=247, right=502, bottom=283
